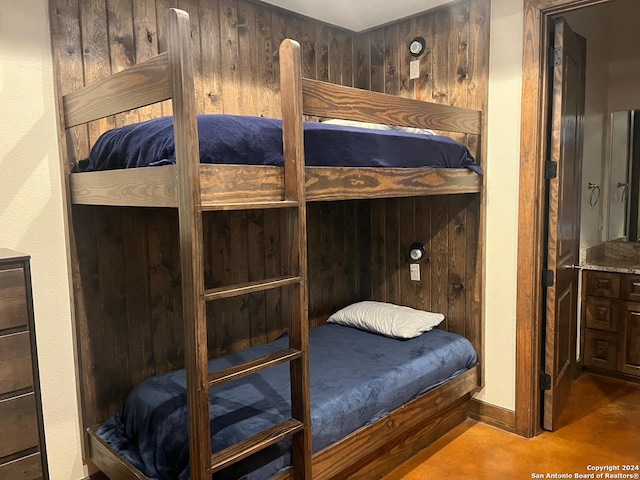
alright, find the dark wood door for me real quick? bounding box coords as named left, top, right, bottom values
left=543, top=18, right=585, bottom=431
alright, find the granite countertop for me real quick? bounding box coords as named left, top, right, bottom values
left=580, top=241, right=640, bottom=275
left=580, top=258, right=640, bottom=275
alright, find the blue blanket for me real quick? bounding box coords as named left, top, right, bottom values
left=86, top=115, right=481, bottom=174
left=98, top=324, right=477, bottom=480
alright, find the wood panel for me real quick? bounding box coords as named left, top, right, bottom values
left=49, top=0, right=89, bottom=167
left=345, top=398, right=469, bottom=480
left=71, top=192, right=482, bottom=426
left=369, top=194, right=480, bottom=351
left=49, top=0, right=487, bottom=162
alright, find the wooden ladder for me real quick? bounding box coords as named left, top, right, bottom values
left=169, top=9, right=312, bottom=478
left=202, top=193, right=311, bottom=478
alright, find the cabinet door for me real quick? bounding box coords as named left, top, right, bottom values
left=584, top=329, right=618, bottom=371
left=618, top=301, right=640, bottom=377
left=620, top=275, right=640, bottom=302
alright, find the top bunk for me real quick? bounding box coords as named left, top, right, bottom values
left=61, top=9, right=483, bottom=208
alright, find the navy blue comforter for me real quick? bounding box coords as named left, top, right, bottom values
left=98, top=324, right=477, bottom=480
left=86, top=115, right=481, bottom=174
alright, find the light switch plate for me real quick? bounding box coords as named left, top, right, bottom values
left=410, top=60, right=420, bottom=80
left=410, top=263, right=420, bottom=281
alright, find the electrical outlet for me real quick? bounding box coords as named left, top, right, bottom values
left=410, top=263, right=420, bottom=281
left=410, top=60, right=420, bottom=80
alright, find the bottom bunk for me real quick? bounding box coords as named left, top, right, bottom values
left=88, top=323, right=479, bottom=480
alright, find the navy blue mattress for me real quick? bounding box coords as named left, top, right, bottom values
left=85, top=114, right=481, bottom=174
left=98, top=324, right=477, bottom=480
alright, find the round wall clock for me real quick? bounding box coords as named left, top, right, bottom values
left=409, top=37, right=426, bottom=57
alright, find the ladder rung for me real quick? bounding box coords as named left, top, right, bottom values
left=209, top=418, right=304, bottom=474
left=201, top=200, right=299, bottom=211
left=204, top=275, right=301, bottom=301
left=208, top=347, right=301, bottom=388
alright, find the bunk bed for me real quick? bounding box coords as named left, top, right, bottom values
left=57, top=8, right=484, bottom=480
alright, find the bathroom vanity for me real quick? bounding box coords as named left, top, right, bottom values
left=581, top=242, right=640, bottom=380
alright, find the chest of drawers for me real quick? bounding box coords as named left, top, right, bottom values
left=584, top=270, right=640, bottom=378
left=0, top=249, right=48, bottom=479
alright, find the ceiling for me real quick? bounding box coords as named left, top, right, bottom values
left=258, top=0, right=456, bottom=32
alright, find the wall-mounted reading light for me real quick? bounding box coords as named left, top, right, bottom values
left=408, top=242, right=426, bottom=262
left=409, top=37, right=426, bottom=57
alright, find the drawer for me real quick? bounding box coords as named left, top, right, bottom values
left=585, top=296, right=617, bottom=332
left=0, top=267, right=28, bottom=331
left=0, top=453, right=43, bottom=480
left=584, top=329, right=618, bottom=371
left=585, top=271, right=620, bottom=298
left=620, top=274, right=640, bottom=302
left=0, top=393, right=39, bottom=458
left=0, top=331, right=33, bottom=396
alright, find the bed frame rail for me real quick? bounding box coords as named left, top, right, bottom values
left=273, top=365, right=480, bottom=480
left=62, top=52, right=171, bottom=128
left=302, top=78, right=482, bottom=135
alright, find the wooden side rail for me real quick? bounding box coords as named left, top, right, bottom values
left=62, top=52, right=171, bottom=128
left=302, top=78, right=482, bottom=135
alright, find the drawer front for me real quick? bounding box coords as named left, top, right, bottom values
left=584, top=329, right=618, bottom=371
left=585, top=296, right=617, bottom=332
left=0, top=267, right=28, bottom=331
left=0, top=453, right=43, bottom=480
left=620, top=274, right=640, bottom=302
left=585, top=271, right=620, bottom=298
left=0, top=332, right=33, bottom=396
left=0, top=393, right=39, bottom=458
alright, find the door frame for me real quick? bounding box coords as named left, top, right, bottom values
left=516, top=0, right=610, bottom=437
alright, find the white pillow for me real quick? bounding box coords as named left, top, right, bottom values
left=322, top=118, right=435, bottom=136
left=326, top=301, right=444, bottom=339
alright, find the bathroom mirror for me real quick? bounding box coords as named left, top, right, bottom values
left=606, top=110, right=640, bottom=241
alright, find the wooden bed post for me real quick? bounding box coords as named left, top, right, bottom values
left=279, top=39, right=313, bottom=480
left=167, top=9, right=211, bottom=480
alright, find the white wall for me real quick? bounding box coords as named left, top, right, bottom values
left=607, top=0, right=640, bottom=112
left=563, top=6, right=611, bottom=253
left=473, top=0, right=523, bottom=410
left=0, top=1, right=85, bottom=479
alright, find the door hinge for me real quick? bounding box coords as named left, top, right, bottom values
left=550, top=46, right=562, bottom=67
left=545, top=160, right=558, bottom=180
left=542, top=269, right=554, bottom=287
left=540, top=373, right=552, bottom=391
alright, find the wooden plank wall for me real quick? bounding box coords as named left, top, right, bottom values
left=370, top=195, right=480, bottom=343
left=49, top=0, right=487, bottom=166
left=49, top=0, right=490, bottom=431
left=71, top=195, right=480, bottom=426
left=71, top=202, right=372, bottom=423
